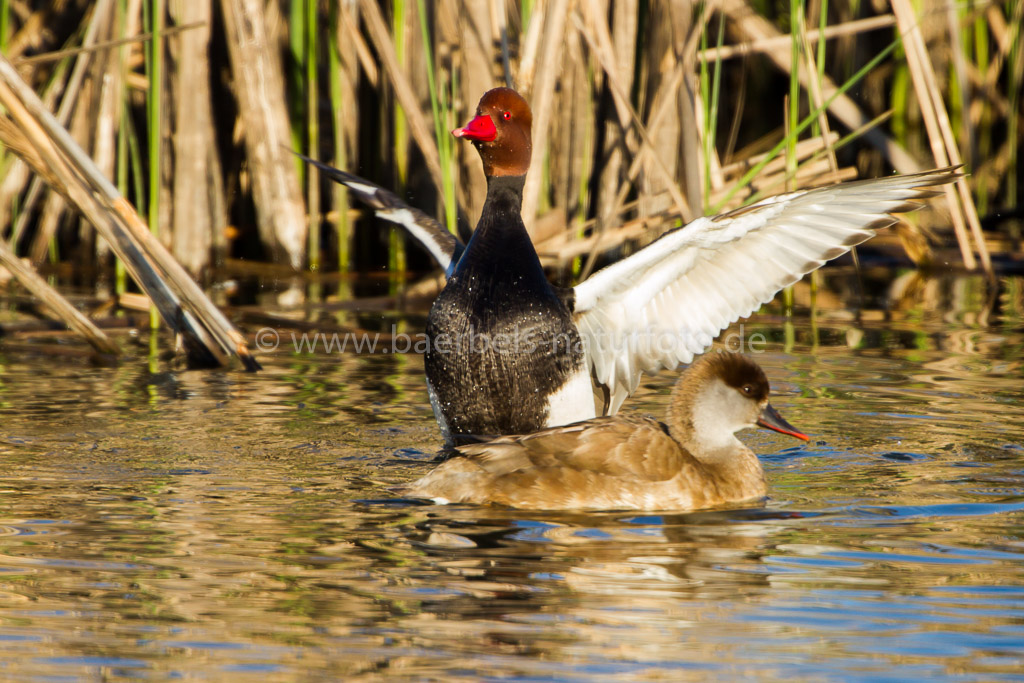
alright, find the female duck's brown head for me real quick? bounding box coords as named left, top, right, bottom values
left=452, top=87, right=532, bottom=177
left=668, top=352, right=808, bottom=458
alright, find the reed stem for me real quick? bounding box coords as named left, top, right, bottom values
left=0, top=0, right=9, bottom=52
left=306, top=0, right=320, bottom=272
left=389, top=0, right=408, bottom=284
left=144, top=0, right=163, bottom=329
left=786, top=0, right=802, bottom=190
left=415, top=0, right=457, bottom=235
left=329, top=0, right=350, bottom=274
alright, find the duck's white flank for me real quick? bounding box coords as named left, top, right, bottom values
left=543, top=367, right=597, bottom=427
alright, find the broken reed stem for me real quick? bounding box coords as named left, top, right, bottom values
left=0, top=236, right=119, bottom=355
left=698, top=14, right=896, bottom=62
left=0, top=54, right=259, bottom=370
left=11, top=21, right=204, bottom=66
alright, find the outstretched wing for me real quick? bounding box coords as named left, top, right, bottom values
left=573, top=168, right=960, bottom=414
left=294, top=153, right=464, bottom=275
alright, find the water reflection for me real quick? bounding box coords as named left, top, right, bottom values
left=0, top=273, right=1022, bottom=680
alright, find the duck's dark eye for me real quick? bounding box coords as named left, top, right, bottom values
left=741, top=384, right=754, bottom=395
left=502, top=111, right=512, bottom=120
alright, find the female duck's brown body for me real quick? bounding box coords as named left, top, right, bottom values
left=408, top=353, right=809, bottom=511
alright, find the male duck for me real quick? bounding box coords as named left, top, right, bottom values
left=405, top=352, right=808, bottom=511
left=300, top=88, right=956, bottom=444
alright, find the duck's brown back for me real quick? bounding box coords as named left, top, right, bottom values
left=406, top=415, right=766, bottom=510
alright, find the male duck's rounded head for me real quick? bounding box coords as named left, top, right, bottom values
left=452, top=87, right=532, bottom=177
left=669, top=352, right=808, bottom=455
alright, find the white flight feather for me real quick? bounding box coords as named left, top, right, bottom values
left=573, top=170, right=955, bottom=415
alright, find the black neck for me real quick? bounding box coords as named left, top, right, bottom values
left=450, top=173, right=546, bottom=285
left=461, top=174, right=530, bottom=256
left=484, top=174, right=526, bottom=208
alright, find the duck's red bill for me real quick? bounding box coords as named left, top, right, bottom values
left=757, top=403, right=809, bottom=441
left=452, top=114, right=496, bottom=141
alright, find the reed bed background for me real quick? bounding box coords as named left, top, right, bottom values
left=0, top=0, right=1021, bottom=307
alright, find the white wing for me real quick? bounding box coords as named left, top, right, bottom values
left=573, top=168, right=959, bottom=414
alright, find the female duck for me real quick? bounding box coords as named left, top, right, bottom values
left=406, top=352, right=809, bottom=511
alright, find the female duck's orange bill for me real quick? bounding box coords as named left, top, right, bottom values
left=757, top=403, right=809, bottom=441
left=452, top=114, right=497, bottom=142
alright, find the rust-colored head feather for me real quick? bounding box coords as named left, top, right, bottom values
left=453, top=87, right=532, bottom=177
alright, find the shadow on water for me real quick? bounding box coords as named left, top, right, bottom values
left=0, top=271, right=1022, bottom=680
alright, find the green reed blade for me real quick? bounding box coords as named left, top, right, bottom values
left=415, top=0, right=457, bottom=235
left=306, top=0, right=320, bottom=271
left=144, top=0, right=163, bottom=329
left=329, top=0, right=350, bottom=274
left=389, top=0, right=407, bottom=283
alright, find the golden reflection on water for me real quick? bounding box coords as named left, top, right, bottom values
left=0, top=274, right=1022, bottom=680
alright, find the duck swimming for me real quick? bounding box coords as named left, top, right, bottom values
left=404, top=352, right=808, bottom=511
left=299, top=88, right=956, bottom=445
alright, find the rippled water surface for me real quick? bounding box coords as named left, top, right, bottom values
left=1, top=303, right=1023, bottom=681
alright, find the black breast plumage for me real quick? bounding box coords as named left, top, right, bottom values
left=425, top=176, right=585, bottom=441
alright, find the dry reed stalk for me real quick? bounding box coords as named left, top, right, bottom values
left=168, top=0, right=223, bottom=275
left=539, top=212, right=669, bottom=266
left=11, top=21, right=205, bottom=66
left=357, top=0, right=445, bottom=194
left=796, top=11, right=839, bottom=175
left=891, top=0, right=992, bottom=278
left=85, top=2, right=123, bottom=268
left=341, top=9, right=379, bottom=87
left=720, top=160, right=858, bottom=203
left=0, top=54, right=259, bottom=369
left=719, top=0, right=920, bottom=174
left=573, top=6, right=693, bottom=221
left=3, top=4, right=45, bottom=60
left=516, top=0, right=546, bottom=94
left=333, top=1, right=361, bottom=273
left=635, top=3, right=690, bottom=220
left=945, top=2, right=972, bottom=168
left=677, top=3, right=708, bottom=213
left=0, top=120, right=119, bottom=355
left=219, top=0, right=306, bottom=269
left=1, top=76, right=60, bottom=240
left=490, top=0, right=512, bottom=87
left=447, top=0, right=492, bottom=223
left=608, top=64, right=684, bottom=225
left=10, top=0, right=114, bottom=258
left=719, top=131, right=840, bottom=177
left=520, top=0, right=570, bottom=233
left=0, top=237, right=119, bottom=355
left=697, top=14, right=896, bottom=62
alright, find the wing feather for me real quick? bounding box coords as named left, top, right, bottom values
left=574, top=168, right=960, bottom=414
left=293, top=152, right=464, bottom=275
